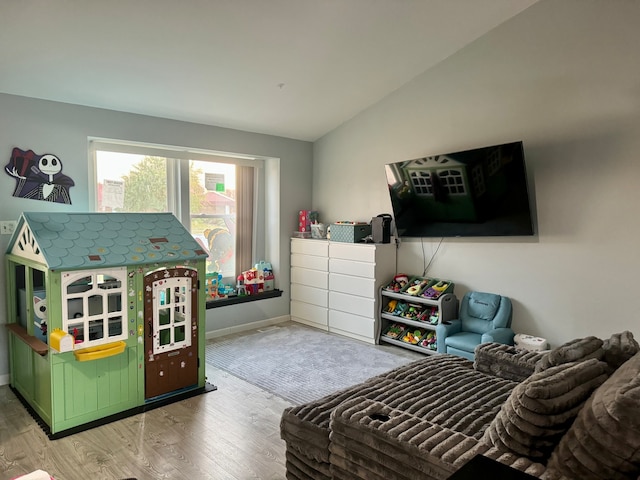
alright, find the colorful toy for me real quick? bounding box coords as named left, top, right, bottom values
left=384, top=274, right=409, bottom=292
left=419, top=331, right=437, bottom=350
left=236, top=274, right=247, bottom=296
left=217, top=283, right=235, bottom=297
left=33, top=295, right=48, bottom=343
left=298, top=210, right=318, bottom=233
left=401, top=328, right=427, bottom=345
left=255, top=261, right=275, bottom=291
left=392, top=301, right=408, bottom=316
left=205, top=272, right=222, bottom=298
left=383, top=323, right=406, bottom=339
left=422, top=280, right=451, bottom=299
left=417, top=306, right=439, bottom=324
left=263, top=268, right=275, bottom=291
left=242, top=267, right=265, bottom=295
left=401, top=303, right=424, bottom=320
left=385, top=300, right=398, bottom=313
left=403, top=277, right=432, bottom=296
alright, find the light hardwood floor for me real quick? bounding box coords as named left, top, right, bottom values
left=0, top=365, right=292, bottom=480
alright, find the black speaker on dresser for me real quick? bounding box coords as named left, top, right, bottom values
left=371, top=214, right=392, bottom=243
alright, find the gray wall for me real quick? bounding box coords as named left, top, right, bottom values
left=0, top=94, right=313, bottom=382
left=313, top=0, right=640, bottom=347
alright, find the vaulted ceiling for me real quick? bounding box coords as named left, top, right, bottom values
left=0, top=1, right=538, bottom=141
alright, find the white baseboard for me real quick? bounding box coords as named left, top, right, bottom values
left=205, top=315, right=290, bottom=340
left=0, top=374, right=10, bottom=387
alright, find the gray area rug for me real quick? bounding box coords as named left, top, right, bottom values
left=205, top=323, right=422, bottom=404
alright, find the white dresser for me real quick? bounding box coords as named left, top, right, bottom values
left=290, top=238, right=396, bottom=343
left=290, top=238, right=330, bottom=330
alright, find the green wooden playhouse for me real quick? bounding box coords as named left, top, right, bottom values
left=5, top=212, right=211, bottom=438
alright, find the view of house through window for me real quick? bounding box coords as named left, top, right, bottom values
left=93, top=145, right=254, bottom=281
left=96, top=152, right=169, bottom=212
left=189, top=159, right=236, bottom=277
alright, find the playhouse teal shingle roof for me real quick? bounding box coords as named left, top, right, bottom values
left=8, top=212, right=208, bottom=270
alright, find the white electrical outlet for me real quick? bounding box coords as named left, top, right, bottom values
left=0, top=220, right=17, bottom=235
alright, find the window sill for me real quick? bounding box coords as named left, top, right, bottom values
left=205, top=289, right=283, bottom=309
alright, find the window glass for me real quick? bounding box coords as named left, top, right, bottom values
left=93, top=146, right=256, bottom=281
left=159, top=308, right=171, bottom=326
left=174, top=325, right=186, bottom=343
left=88, top=294, right=103, bottom=316
left=67, top=275, right=92, bottom=295
left=107, top=293, right=121, bottom=313
left=96, top=152, right=168, bottom=213
left=108, top=316, right=123, bottom=338
left=89, top=318, right=104, bottom=341
left=189, top=160, right=236, bottom=278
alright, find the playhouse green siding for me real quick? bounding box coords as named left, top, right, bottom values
left=5, top=212, right=208, bottom=436
left=9, top=332, right=52, bottom=423
left=50, top=346, right=139, bottom=432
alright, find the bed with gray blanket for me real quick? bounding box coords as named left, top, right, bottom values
left=280, top=332, right=640, bottom=480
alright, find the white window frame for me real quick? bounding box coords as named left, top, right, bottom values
left=487, top=148, right=502, bottom=176
left=61, top=267, right=128, bottom=349
left=88, top=139, right=270, bottom=283
left=152, top=274, right=192, bottom=354
left=409, top=171, right=433, bottom=196
left=471, top=165, right=486, bottom=197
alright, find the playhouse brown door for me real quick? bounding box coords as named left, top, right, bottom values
left=144, top=267, right=199, bottom=399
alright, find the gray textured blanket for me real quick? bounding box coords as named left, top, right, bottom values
left=281, top=355, right=517, bottom=479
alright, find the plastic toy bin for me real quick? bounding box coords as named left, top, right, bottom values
left=400, top=276, right=433, bottom=296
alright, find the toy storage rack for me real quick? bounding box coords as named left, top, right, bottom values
left=378, top=287, right=457, bottom=355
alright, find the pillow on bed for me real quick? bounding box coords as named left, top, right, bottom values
left=482, top=358, right=609, bottom=461
left=546, top=351, right=640, bottom=480
left=602, top=330, right=639, bottom=371
left=535, top=336, right=604, bottom=373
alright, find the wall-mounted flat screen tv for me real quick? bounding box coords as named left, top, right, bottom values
left=385, top=141, right=534, bottom=238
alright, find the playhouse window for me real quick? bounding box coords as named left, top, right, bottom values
left=62, top=267, right=127, bottom=348
left=12, top=264, right=47, bottom=342
left=487, top=148, right=501, bottom=176
left=471, top=165, right=486, bottom=197
left=411, top=169, right=466, bottom=196
left=437, top=169, right=466, bottom=195
left=409, top=171, right=433, bottom=195
left=152, top=276, right=192, bottom=353
left=90, top=140, right=267, bottom=283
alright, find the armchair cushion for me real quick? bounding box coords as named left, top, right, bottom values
left=460, top=292, right=512, bottom=334
left=445, top=332, right=482, bottom=353
left=466, top=292, right=502, bottom=320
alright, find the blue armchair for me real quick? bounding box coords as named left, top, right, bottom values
left=436, top=291, right=514, bottom=360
